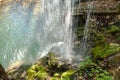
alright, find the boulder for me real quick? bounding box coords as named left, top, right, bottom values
left=0, top=64, right=9, bottom=80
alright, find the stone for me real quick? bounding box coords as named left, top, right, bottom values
left=113, top=67, right=120, bottom=80
left=0, top=64, right=9, bottom=80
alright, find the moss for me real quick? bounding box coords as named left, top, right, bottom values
left=106, top=25, right=120, bottom=42
left=75, top=26, right=84, bottom=39
left=107, top=25, right=120, bottom=34
left=93, top=33, right=106, bottom=46
left=92, top=43, right=120, bottom=59
left=91, top=25, right=120, bottom=59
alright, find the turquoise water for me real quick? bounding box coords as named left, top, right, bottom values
left=0, top=0, right=74, bottom=69
left=0, top=4, right=35, bottom=68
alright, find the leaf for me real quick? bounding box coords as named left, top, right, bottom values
left=61, top=70, right=75, bottom=80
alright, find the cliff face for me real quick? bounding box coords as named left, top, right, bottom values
left=0, top=0, right=41, bottom=15
left=1, top=0, right=120, bottom=15
left=74, top=1, right=120, bottom=80
left=74, top=0, right=120, bottom=15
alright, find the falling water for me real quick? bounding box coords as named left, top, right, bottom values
left=79, top=1, right=93, bottom=58
left=0, top=0, right=74, bottom=69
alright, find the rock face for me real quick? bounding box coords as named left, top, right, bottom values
left=74, top=0, right=120, bottom=15
left=113, top=67, right=120, bottom=80
left=0, top=64, right=9, bottom=80
left=0, top=0, right=120, bottom=15
left=0, top=0, right=41, bottom=15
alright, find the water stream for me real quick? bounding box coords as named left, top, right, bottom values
left=79, top=0, right=93, bottom=58
left=0, top=0, right=74, bottom=69
left=0, top=0, right=92, bottom=69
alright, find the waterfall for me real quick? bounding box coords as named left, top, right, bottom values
left=79, top=1, right=93, bottom=58
left=73, top=0, right=93, bottom=60
left=0, top=0, right=74, bottom=69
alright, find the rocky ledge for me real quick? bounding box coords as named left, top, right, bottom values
left=74, top=0, right=120, bottom=15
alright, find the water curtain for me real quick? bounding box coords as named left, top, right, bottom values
left=0, top=0, right=74, bottom=69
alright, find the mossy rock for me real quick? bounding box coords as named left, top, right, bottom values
left=92, top=43, right=120, bottom=59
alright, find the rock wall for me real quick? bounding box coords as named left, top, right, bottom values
left=74, top=0, right=120, bottom=15
left=0, top=0, right=41, bottom=15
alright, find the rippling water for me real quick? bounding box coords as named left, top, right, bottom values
left=0, top=0, right=74, bottom=69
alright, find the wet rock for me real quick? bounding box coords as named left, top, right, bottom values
left=0, top=64, right=9, bottom=80
left=113, top=66, right=120, bottom=80
left=7, top=65, right=30, bottom=80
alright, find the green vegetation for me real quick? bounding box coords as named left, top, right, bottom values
left=3, top=2, right=120, bottom=79
left=26, top=53, right=76, bottom=80
left=26, top=64, right=48, bottom=80
left=75, top=27, right=84, bottom=39
left=25, top=14, right=120, bottom=80
left=89, top=24, right=120, bottom=59
left=107, top=26, right=120, bottom=34
left=93, top=33, right=106, bottom=46
left=26, top=54, right=113, bottom=80
left=61, top=70, right=75, bottom=80
left=92, top=43, right=120, bottom=59
left=79, top=57, right=113, bottom=80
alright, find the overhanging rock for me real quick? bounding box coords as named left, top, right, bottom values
left=73, top=0, right=120, bottom=15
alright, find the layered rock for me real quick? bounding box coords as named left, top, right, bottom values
left=74, top=0, right=120, bottom=15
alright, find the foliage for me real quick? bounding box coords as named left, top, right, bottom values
left=26, top=52, right=75, bottom=80
left=92, top=43, right=120, bottom=59
left=75, top=27, right=84, bottom=39
left=107, top=25, right=120, bottom=43
left=39, top=52, right=58, bottom=67
left=108, top=25, right=120, bottom=34
left=26, top=64, right=48, bottom=80
left=79, top=57, right=96, bottom=68
left=26, top=53, right=114, bottom=80
left=61, top=70, right=75, bottom=80
left=26, top=52, right=57, bottom=80
left=79, top=57, right=113, bottom=80
left=93, top=33, right=106, bottom=46
left=95, top=72, right=113, bottom=80
left=51, top=77, right=61, bottom=80
left=50, top=73, right=61, bottom=80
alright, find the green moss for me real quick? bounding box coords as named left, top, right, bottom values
left=75, top=27, right=84, bottom=39
left=93, top=33, right=106, bottom=46
left=108, top=25, right=120, bottom=34
left=107, top=26, right=120, bottom=39
left=92, top=43, right=120, bottom=59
